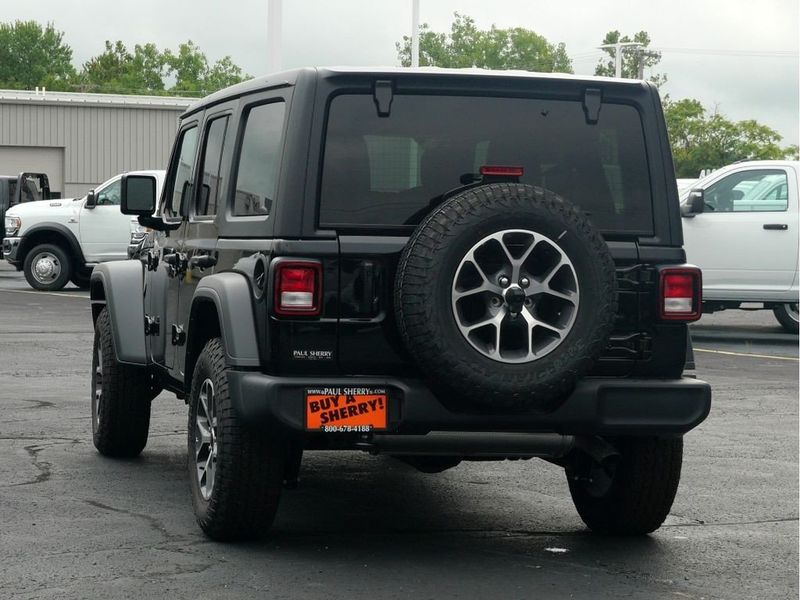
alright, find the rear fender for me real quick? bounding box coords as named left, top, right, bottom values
left=191, top=273, right=260, bottom=367
left=90, top=261, right=147, bottom=365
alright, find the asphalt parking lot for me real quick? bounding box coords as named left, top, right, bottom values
left=0, top=261, right=796, bottom=600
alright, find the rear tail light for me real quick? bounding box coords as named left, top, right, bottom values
left=274, top=260, right=323, bottom=316
left=659, top=267, right=702, bottom=321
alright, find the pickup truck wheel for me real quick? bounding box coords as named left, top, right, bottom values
left=188, top=337, right=285, bottom=541
left=23, top=243, right=72, bottom=291
left=395, top=183, right=616, bottom=411
left=91, top=308, right=152, bottom=457
left=566, top=436, right=683, bottom=535
left=773, top=303, right=799, bottom=334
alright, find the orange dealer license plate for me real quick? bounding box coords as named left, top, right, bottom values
left=305, top=387, right=388, bottom=432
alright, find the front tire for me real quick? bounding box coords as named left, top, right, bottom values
left=773, top=303, right=799, bottom=334
left=91, top=308, right=152, bottom=457
left=23, top=243, right=72, bottom=291
left=188, top=338, right=285, bottom=541
left=566, top=436, right=683, bottom=535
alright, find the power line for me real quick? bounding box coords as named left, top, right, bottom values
left=653, top=46, right=797, bottom=58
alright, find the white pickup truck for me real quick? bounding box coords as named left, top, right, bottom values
left=680, top=160, right=799, bottom=332
left=3, top=170, right=165, bottom=291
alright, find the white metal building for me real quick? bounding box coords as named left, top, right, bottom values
left=0, top=89, right=194, bottom=198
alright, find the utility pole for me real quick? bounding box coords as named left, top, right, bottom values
left=267, top=0, right=283, bottom=73
left=598, top=41, right=642, bottom=78
left=411, top=0, right=420, bottom=67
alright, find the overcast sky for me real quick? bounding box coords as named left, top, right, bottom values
left=6, top=0, right=799, bottom=145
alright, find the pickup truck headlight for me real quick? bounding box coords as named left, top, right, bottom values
left=4, top=215, right=21, bottom=236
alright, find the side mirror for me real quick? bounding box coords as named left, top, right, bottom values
left=731, top=189, right=744, bottom=201
left=121, top=174, right=157, bottom=216
left=681, top=189, right=705, bottom=217
left=85, top=189, right=96, bottom=209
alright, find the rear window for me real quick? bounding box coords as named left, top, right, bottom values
left=319, top=94, right=653, bottom=233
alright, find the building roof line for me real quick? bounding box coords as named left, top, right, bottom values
left=0, top=89, right=195, bottom=110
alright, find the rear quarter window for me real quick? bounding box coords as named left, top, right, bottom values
left=319, top=94, right=653, bottom=234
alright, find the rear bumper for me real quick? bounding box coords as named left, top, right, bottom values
left=226, top=372, right=711, bottom=436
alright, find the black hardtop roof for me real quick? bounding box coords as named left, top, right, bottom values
left=182, top=66, right=651, bottom=118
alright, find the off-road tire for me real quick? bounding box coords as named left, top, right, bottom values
left=773, top=303, right=799, bottom=334
left=567, top=436, right=683, bottom=535
left=395, top=183, right=616, bottom=411
left=188, top=338, right=285, bottom=541
left=91, top=308, right=152, bottom=457
left=23, top=243, right=72, bottom=291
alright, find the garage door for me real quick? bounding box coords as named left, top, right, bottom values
left=0, top=146, right=64, bottom=198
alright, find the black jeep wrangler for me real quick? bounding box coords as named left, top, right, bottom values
left=89, top=67, right=711, bottom=541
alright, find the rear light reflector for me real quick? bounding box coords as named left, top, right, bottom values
left=659, top=267, right=702, bottom=321
left=480, top=165, right=524, bottom=177
left=274, top=261, right=322, bottom=316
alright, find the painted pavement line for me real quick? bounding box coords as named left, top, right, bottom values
left=0, top=288, right=89, bottom=300
left=694, top=347, right=799, bottom=362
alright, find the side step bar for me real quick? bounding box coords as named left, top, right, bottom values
left=357, top=432, right=575, bottom=458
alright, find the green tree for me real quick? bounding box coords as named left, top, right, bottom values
left=0, top=20, right=75, bottom=90
left=663, top=98, right=797, bottom=177
left=396, top=13, right=573, bottom=73
left=164, top=41, right=249, bottom=95
left=595, top=30, right=666, bottom=87
left=80, top=41, right=167, bottom=94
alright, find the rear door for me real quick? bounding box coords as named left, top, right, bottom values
left=682, top=166, right=798, bottom=297
left=318, top=86, right=656, bottom=375
left=173, top=103, right=236, bottom=379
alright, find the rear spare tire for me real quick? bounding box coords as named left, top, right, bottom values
left=395, top=183, right=616, bottom=411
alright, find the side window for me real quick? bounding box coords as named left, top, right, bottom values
left=164, top=126, right=199, bottom=218
left=95, top=179, right=121, bottom=206
left=705, top=169, right=789, bottom=213
left=232, top=101, right=286, bottom=217
left=196, top=116, right=229, bottom=217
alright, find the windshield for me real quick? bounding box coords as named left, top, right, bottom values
left=320, top=94, right=654, bottom=233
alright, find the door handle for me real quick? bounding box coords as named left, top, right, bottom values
left=163, top=251, right=188, bottom=275
left=763, top=224, right=788, bottom=230
left=189, top=253, right=217, bottom=270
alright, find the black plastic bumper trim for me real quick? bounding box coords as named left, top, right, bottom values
left=226, top=373, right=711, bottom=436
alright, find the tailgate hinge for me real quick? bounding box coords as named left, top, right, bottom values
left=373, top=80, right=394, bottom=117
left=582, top=88, right=602, bottom=124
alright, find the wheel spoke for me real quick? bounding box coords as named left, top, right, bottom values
left=196, top=418, right=212, bottom=445
left=543, top=288, right=577, bottom=303
left=464, top=310, right=505, bottom=333
left=499, top=235, right=536, bottom=281
left=541, top=257, right=567, bottom=286
left=195, top=378, right=217, bottom=501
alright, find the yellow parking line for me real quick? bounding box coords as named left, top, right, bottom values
left=0, top=288, right=89, bottom=300
left=694, top=348, right=799, bottom=362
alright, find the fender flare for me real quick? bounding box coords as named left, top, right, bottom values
left=191, top=272, right=260, bottom=367
left=19, top=222, right=87, bottom=265
left=90, top=261, right=147, bottom=365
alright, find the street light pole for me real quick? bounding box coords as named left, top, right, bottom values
left=598, top=41, right=642, bottom=78
left=267, top=0, right=283, bottom=73
left=411, top=0, right=420, bottom=68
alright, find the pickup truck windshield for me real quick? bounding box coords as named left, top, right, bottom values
left=320, top=93, right=654, bottom=233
